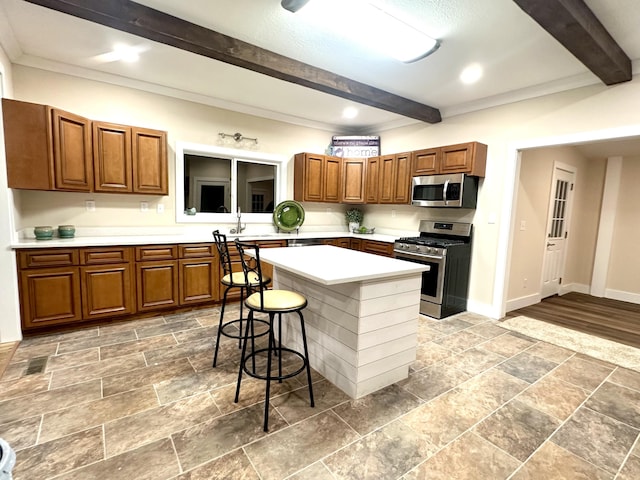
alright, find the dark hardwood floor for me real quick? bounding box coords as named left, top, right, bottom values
left=506, top=292, right=640, bottom=349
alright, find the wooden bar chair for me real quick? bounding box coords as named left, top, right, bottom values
left=233, top=240, right=314, bottom=431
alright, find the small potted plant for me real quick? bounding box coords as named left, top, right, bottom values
left=345, top=208, right=364, bottom=233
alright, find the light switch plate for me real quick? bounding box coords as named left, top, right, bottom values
left=140, top=201, right=149, bottom=212
left=85, top=200, right=96, bottom=212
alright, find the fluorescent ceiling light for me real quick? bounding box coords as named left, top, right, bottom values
left=292, top=0, right=439, bottom=63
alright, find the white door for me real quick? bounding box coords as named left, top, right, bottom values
left=541, top=165, right=575, bottom=298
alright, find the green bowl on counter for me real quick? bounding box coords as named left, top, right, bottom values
left=34, top=226, right=54, bottom=240
left=57, top=225, right=76, bottom=238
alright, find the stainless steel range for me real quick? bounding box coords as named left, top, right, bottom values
left=394, top=220, right=472, bottom=319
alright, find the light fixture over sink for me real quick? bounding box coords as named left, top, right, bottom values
left=281, top=0, right=439, bottom=63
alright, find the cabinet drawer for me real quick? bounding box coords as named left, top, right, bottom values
left=361, top=240, right=394, bottom=257
left=179, top=243, right=215, bottom=259
left=18, top=249, right=79, bottom=269
left=80, top=247, right=133, bottom=265
left=135, top=245, right=177, bottom=261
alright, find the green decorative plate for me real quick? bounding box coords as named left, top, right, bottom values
left=273, top=200, right=305, bottom=232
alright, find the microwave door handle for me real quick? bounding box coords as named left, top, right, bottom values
left=443, top=179, right=450, bottom=202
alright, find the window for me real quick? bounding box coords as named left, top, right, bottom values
left=175, top=142, right=286, bottom=223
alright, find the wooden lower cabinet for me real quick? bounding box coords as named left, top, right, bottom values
left=19, top=266, right=82, bottom=329
left=179, top=258, right=217, bottom=305
left=136, top=260, right=180, bottom=312
left=81, top=263, right=135, bottom=319
left=324, top=238, right=351, bottom=248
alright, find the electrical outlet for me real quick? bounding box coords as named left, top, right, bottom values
left=520, top=220, right=526, bottom=231
left=140, top=201, right=149, bottom=212
left=392, top=209, right=396, bottom=218
left=85, top=200, right=96, bottom=212
left=325, top=208, right=331, bottom=214
left=523, top=278, right=528, bottom=288
left=156, top=203, right=164, bottom=214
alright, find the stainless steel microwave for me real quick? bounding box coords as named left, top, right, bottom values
left=411, top=173, right=478, bottom=208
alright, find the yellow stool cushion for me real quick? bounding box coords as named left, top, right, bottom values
left=246, top=290, right=307, bottom=311
left=222, top=271, right=270, bottom=287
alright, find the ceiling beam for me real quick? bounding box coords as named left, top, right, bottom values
left=513, top=0, right=631, bottom=85
left=25, top=0, right=442, bottom=123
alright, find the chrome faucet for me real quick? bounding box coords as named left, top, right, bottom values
left=230, top=206, right=246, bottom=234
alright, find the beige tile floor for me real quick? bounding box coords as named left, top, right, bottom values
left=1, top=305, right=640, bottom=479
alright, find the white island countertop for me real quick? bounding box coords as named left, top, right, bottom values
left=257, top=244, right=428, bottom=285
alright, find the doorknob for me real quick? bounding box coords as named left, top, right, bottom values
left=547, top=242, right=555, bottom=247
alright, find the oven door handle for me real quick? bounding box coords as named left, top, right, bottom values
left=395, top=251, right=445, bottom=262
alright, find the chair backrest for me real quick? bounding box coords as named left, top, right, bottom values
left=234, top=240, right=266, bottom=310
left=212, top=230, right=234, bottom=277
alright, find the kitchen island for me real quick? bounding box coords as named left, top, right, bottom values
left=257, top=245, right=428, bottom=398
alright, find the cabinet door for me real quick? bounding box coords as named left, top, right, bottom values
left=81, top=263, right=135, bottom=319
left=365, top=156, right=380, bottom=203
left=179, top=258, right=217, bottom=305
left=93, top=122, right=133, bottom=193
left=378, top=155, right=396, bottom=204
left=136, top=261, right=179, bottom=311
left=2, top=98, right=54, bottom=190
left=341, top=158, right=366, bottom=204
left=393, top=152, right=411, bottom=204
left=51, top=108, right=93, bottom=191
left=323, top=156, right=342, bottom=202
left=439, top=141, right=488, bottom=176
left=19, top=266, right=82, bottom=329
left=412, top=148, right=439, bottom=175
left=132, top=127, right=168, bottom=195
left=294, top=153, right=324, bottom=202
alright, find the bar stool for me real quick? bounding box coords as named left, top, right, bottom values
left=211, top=230, right=270, bottom=367
left=233, top=240, right=314, bottom=431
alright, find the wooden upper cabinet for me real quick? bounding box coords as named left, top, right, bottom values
left=365, top=156, right=380, bottom=203
left=2, top=98, right=168, bottom=195
left=393, top=152, right=411, bottom=203
left=93, top=122, right=133, bottom=193
left=294, top=153, right=341, bottom=203
left=51, top=108, right=93, bottom=191
left=132, top=127, right=168, bottom=195
left=2, top=99, right=91, bottom=191
left=439, top=142, right=487, bottom=176
left=379, top=153, right=411, bottom=204
left=341, top=157, right=366, bottom=204
left=412, top=148, right=439, bottom=176
left=378, top=155, right=396, bottom=204
left=323, top=155, right=341, bottom=202
left=412, top=142, right=487, bottom=177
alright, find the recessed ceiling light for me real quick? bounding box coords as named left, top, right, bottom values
left=342, top=106, right=358, bottom=119
left=460, top=64, right=483, bottom=84
left=93, top=44, right=142, bottom=64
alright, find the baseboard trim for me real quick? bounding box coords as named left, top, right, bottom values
left=605, top=289, right=640, bottom=305
left=560, top=282, right=590, bottom=295
left=505, top=293, right=541, bottom=313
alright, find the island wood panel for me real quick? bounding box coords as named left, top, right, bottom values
left=274, top=269, right=421, bottom=398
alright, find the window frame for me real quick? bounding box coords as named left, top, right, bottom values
left=175, top=141, right=286, bottom=224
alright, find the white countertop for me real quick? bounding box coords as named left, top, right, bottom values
left=257, top=245, right=428, bottom=285
left=11, top=231, right=399, bottom=249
